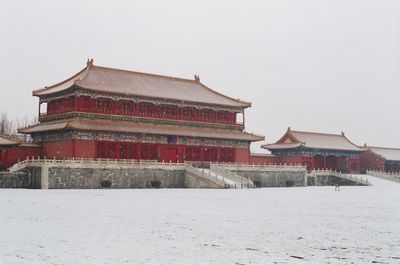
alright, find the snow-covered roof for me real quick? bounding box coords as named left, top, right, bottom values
left=262, top=128, right=362, bottom=152
left=0, top=135, right=20, bottom=146
left=366, top=146, right=400, bottom=161
left=33, top=60, right=251, bottom=108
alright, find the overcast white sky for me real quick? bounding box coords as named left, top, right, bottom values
left=0, top=0, right=399, bottom=151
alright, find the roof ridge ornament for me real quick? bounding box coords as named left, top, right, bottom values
left=87, top=58, right=94, bottom=66
left=194, top=75, right=200, bottom=82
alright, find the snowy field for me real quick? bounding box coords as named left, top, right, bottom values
left=1, top=176, right=400, bottom=265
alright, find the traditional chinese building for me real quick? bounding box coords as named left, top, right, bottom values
left=0, top=135, right=41, bottom=170
left=360, top=145, right=400, bottom=173
left=261, top=128, right=363, bottom=173
left=19, top=60, right=263, bottom=163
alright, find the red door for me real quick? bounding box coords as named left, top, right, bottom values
left=160, top=147, right=177, bottom=163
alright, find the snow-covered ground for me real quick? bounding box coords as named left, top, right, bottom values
left=1, top=175, right=399, bottom=265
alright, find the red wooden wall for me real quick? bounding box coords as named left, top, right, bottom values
left=249, top=154, right=280, bottom=165
left=44, top=96, right=238, bottom=125
left=0, top=146, right=42, bottom=170
left=40, top=139, right=249, bottom=163
left=360, top=150, right=385, bottom=173
left=385, top=161, right=400, bottom=172
left=249, top=154, right=361, bottom=173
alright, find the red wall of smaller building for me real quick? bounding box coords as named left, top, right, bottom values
left=360, top=150, right=385, bottom=173
left=279, top=156, right=305, bottom=166
left=249, top=154, right=280, bottom=165
left=0, top=146, right=42, bottom=170
left=384, top=161, right=400, bottom=172
left=348, top=157, right=361, bottom=173
left=234, top=148, right=250, bottom=163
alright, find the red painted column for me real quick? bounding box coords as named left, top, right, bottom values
left=72, top=140, right=76, bottom=158
left=137, top=143, right=141, bottom=160
left=337, top=157, right=340, bottom=171
left=179, top=107, right=183, bottom=120
left=323, top=156, right=327, bottom=169
left=156, top=104, right=161, bottom=118
left=181, top=146, right=185, bottom=162
left=115, top=143, right=120, bottom=160
left=200, top=146, right=204, bottom=162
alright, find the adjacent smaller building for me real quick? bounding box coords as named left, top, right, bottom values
left=0, top=135, right=42, bottom=170
left=262, top=128, right=363, bottom=173
left=360, top=145, right=400, bottom=173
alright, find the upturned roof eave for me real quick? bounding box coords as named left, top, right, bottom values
left=32, top=66, right=89, bottom=97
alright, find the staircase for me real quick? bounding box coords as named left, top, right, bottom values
left=184, top=163, right=255, bottom=189
left=308, top=170, right=371, bottom=186
left=209, top=164, right=255, bottom=188
left=9, top=159, right=35, bottom=172
left=366, top=170, right=400, bottom=183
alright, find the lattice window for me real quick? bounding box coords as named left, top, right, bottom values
left=97, top=99, right=107, bottom=112
left=119, top=101, right=130, bottom=113
left=183, top=107, right=194, bottom=119
left=139, top=102, right=155, bottom=114
left=161, top=104, right=178, bottom=117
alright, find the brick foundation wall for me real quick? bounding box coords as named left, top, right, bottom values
left=47, top=167, right=185, bottom=189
